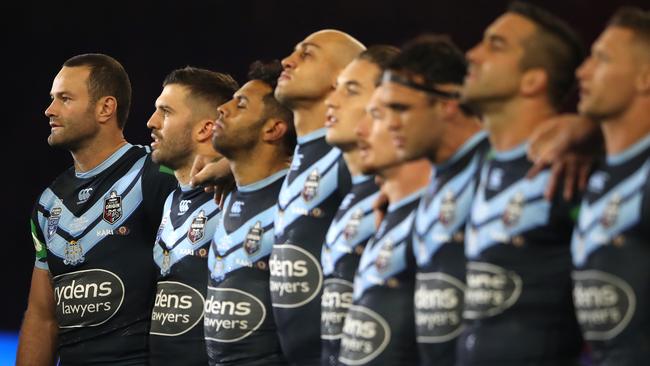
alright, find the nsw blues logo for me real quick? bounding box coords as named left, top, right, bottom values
left=343, top=208, right=363, bottom=241
left=600, top=194, right=621, bottom=228
left=187, top=210, right=207, bottom=243
left=47, top=207, right=62, bottom=239
left=244, top=221, right=263, bottom=256
left=302, top=169, right=320, bottom=202
left=103, top=191, right=122, bottom=224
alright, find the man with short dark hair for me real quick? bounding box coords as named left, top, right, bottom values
left=146, top=66, right=238, bottom=366
left=459, top=2, right=585, bottom=364
left=18, top=53, right=178, bottom=365
left=205, top=60, right=295, bottom=366
left=572, top=7, right=650, bottom=365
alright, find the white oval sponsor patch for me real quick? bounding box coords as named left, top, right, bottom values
left=573, top=270, right=636, bottom=341
left=414, top=272, right=465, bottom=343
left=269, top=244, right=323, bottom=308
left=463, top=262, right=522, bottom=319
left=53, top=269, right=125, bottom=328
left=150, top=281, right=205, bottom=337
left=321, top=278, right=354, bottom=340
left=339, top=305, right=391, bottom=365
left=204, top=287, right=266, bottom=343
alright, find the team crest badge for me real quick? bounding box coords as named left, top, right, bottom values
left=244, top=221, right=263, bottom=256
left=47, top=207, right=62, bottom=239
left=601, top=193, right=621, bottom=228
left=439, top=190, right=456, bottom=227
left=187, top=210, right=207, bottom=243
left=343, top=208, right=363, bottom=241
left=161, top=249, right=171, bottom=275
left=302, top=169, right=320, bottom=202
left=103, top=191, right=122, bottom=224
left=502, top=192, right=525, bottom=227
left=374, top=238, right=393, bottom=272
left=64, top=240, right=84, bottom=265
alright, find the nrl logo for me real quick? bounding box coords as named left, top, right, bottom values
left=103, top=191, right=122, bottom=225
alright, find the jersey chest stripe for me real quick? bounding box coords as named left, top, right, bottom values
left=279, top=155, right=339, bottom=210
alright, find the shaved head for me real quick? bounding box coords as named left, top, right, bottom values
left=275, top=29, right=366, bottom=109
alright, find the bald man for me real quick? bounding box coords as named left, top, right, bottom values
left=270, top=30, right=365, bottom=365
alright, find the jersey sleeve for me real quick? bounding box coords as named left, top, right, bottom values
left=30, top=204, right=49, bottom=271
left=141, top=156, right=178, bottom=234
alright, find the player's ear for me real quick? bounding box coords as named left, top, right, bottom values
left=196, top=119, right=215, bottom=142
left=262, top=118, right=288, bottom=144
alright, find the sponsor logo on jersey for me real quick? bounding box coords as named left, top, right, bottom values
left=150, top=281, right=205, bottom=336
left=53, top=269, right=125, bottom=328
left=244, top=222, right=263, bottom=256
left=187, top=210, right=207, bottom=243
left=464, top=262, right=522, bottom=319
left=212, top=256, right=225, bottom=281
left=340, top=193, right=355, bottom=210
left=414, top=272, right=465, bottom=343
left=204, top=287, right=266, bottom=342
left=64, top=240, right=85, bottom=266
left=302, top=169, right=320, bottom=202
left=488, top=168, right=503, bottom=190
left=573, top=270, right=636, bottom=340
left=47, top=207, right=62, bottom=239
left=77, top=188, right=93, bottom=204
left=343, top=209, right=364, bottom=241
left=439, top=190, right=456, bottom=227
left=178, top=200, right=191, bottom=215
left=96, top=226, right=130, bottom=237
left=161, top=250, right=171, bottom=275
left=103, top=191, right=122, bottom=224
left=290, top=152, right=303, bottom=171
left=230, top=201, right=244, bottom=217
left=502, top=192, right=524, bottom=227
left=321, top=278, right=354, bottom=340
left=270, top=244, right=323, bottom=308
left=339, top=305, right=391, bottom=365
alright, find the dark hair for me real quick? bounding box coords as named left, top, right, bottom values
left=63, top=53, right=132, bottom=129
left=608, top=6, right=650, bottom=47
left=163, top=66, right=238, bottom=114
left=357, top=45, right=401, bottom=85
left=508, top=1, right=585, bottom=111
left=248, top=60, right=296, bottom=156
left=388, top=34, right=467, bottom=87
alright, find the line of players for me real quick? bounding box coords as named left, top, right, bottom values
left=18, top=2, right=649, bottom=366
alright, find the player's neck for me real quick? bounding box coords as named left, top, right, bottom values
left=230, top=145, right=290, bottom=187
left=72, top=133, right=127, bottom=173
left=342, top=148, right=363, bottom=177
left=430, top=116, right=482, bottom=164
left=601, top=100, right=650, bottom=155
left=293, top=100, right=328, bottom=137
left=483, top=99, right=555, bottom=152
left=381, top=159, right=430, bottom=204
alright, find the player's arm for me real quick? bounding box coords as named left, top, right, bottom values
left=16, top=267, right=58, bottom=366
left=527, top=114, right=602, bottom=200
left=189, top=154, right=234, bottom=208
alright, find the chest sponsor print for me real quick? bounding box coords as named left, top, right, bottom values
left=270, top=244, right=323, bottom=308
left=150, top=281, right=205, bottom=336
left=463, top=262, right=522, bottom=319
left=339, top=305, right=391, bottom=365
left=53, top=269, right=125, bottom=328
left=573, top=270, right=636, bottom=341
left=414, top=272, right=465, bottom=343
left=204, top=287, right=266, bottom=343
left=321, top=278, right=354, bottom=340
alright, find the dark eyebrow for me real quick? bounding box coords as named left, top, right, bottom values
left=235, top=94, right=249, bottom=103
left=296, top=42, right=321, bottom=51
left=486, top=33, right=508, bottom=47
left=344, top=80, right=361, bottom=88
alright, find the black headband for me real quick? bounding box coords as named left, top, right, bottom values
left=381, top=70, right=461, bottom=99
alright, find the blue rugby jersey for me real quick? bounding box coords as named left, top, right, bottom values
left=321, top=175, right=379, bottom=366
left=412, top=132, right=489, bottom=366
left=572, top=133, right=650, bottom=366
left=205, top=169, right=288, bottom=366
left=338, top=189, right=423, bottom=366
left=458, top=143, right=582, bottom=366
left=149, top=185, right=221, bottom=366
left=30, top=144, right=177, bottom=364
left=271, top=128, right=352, bottom=365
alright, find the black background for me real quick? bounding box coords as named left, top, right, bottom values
left=2, top=0, right=645, bottom=331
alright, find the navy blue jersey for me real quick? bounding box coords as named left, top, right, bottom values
left=338, top=190, right=423, bottom=366
left=572, top=134, right=650, bottom=366
left=30, top=144, right=177, bottom=364
left=206, top=169, right=288, bottom=366
left=458, top=143, right=582, bottom=365
left=321, top=175, right=379, bottom=366
left=149, top=185, right=221, bottom=366
left=271, top=129, right=352, bottom=365
left=413, top=132, right=489, bottom=366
